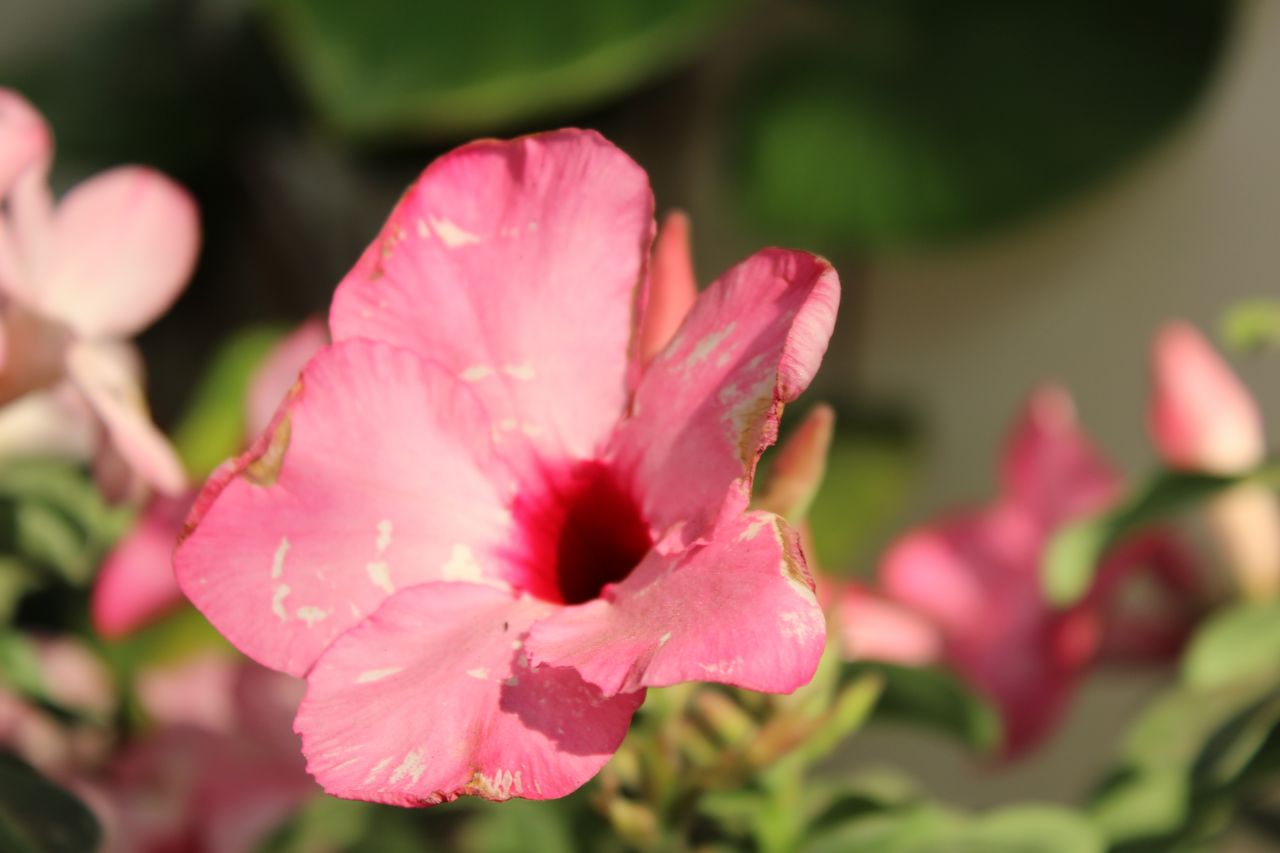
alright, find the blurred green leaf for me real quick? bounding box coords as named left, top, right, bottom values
left=457, top=798, right=577, bottom=853
left=1183, top=602, right=1280, bottom=690
left=0, top=458, right=130, bottom=590
left=258, top=794, right=377, bottom=853
left=967, top=805, right=1104, bottom=853
left=171, top=325, right=287, bottom=479
left=0, top=630, right=45, bottom=700
left=804, top=413, right=917, bottom=573
left=843, top=662, right=1001, bottom=752
left=1220, top=299, right=1280, bottom=354
left=805, top=801, right=1101, bottom=853
left=0, top=753, right=101, bottom=853
left=731, top=0, right=1229, bottom=249
left=265, top=0, right=744, bottom=139
left=1043, top=469, right=1237, bottom=606
left=1088, top=767, right=1189, bottom=845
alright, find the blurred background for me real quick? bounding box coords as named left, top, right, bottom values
left=2, top=0, right=1276, bottom=841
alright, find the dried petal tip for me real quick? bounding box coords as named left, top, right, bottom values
left=1148, top=321, right=1264, bottom=475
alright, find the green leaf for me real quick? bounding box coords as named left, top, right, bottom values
left=264, top=0, right=744, bottom=139
left=171, top=325, right=288, bottom=479
left=1183, top=602, right=1280, bottom=690
left=1088, top=767, right=1189, bottom=845
left=0, top=753, right=101, bottom=853
left=0, top=458, right=131, bottom=588
left=729, top=0, right=1229, bottom=249
left=457, top=798, right=577, bottom=853
left=844, top=662, right=1001, bottom=752
left=967, top=805, right=1104, bottom=853
left=1043, top=469, right=1237, bottom=606
left=1220, top=299, right=1280, bottom=354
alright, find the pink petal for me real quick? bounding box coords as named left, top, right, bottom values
left=244, top=318, right=329, bottom=437
left=526, top=510, right=825, bottom=696
left=608, top=249, right=839, bottom=548
left=999, top=384, right=1120, bottom=528
left=836, top=582, right=942, bottom=666
left=135, top=653, right=238, bottom=732
left=174, top=340, right=517, bottom=677
left=297, top=582, right=642, bottom=805
left=330, top=129, right=653, bottom=472
left=1148, top=321, right=1265, bottom=475
left=0, top=89, right=50, bottom=197
left=637, top=210, right=698, bottom=366
left=39, top=166, right=199, bottom=337
left=65, top=340, right=187, bottom=496
left=1089, top=530, right=1203, bottom=661
left=92, top=493, right=193, bottom=638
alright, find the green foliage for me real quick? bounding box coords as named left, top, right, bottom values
left=1183, top=602, right=1280, bottom=690
left=844, top=661, right=1001, bottom=753
left=264, top=0, right=744, bottom=139
left=1220, top=299, right=1280, bottom=354
left=171, top=325, right=290, bottom=479
left=0, top=753, right=101, bottom=853
left=0, top=458, right=131, bottom=617
left=805, top=801, right=1103, bottom=853
left=805, top=419, right=918, bottom=574
left=730, top=0, right=1229, bottom=249
left=1087, top=601, right=1280, bottom=850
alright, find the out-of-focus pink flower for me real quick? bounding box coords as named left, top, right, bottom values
left=0, top=88, right=199, bottom=495
left=92, top=320, right=329, bottom=638
left=176, top=130, right=839, bottom=805
left=852, top=386, right=1200, bottom=755
left=1149, top=320, right=1280, bottom=600
left=102, top=654, right=317, bottom=853
left=1148, top=321, right=1264, bottom=475
left=835, top=582, right=943, bottom=667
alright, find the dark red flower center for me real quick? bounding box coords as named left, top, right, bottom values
left=513, top=460, right=653, bottom=605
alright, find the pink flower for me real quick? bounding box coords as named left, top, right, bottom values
left=103, top=655, right=317, bottom=853
left=1149, top=320, right=1280, bottom=599
left=1148, top=320, right=1264, bottom=475
left=92, top=319, right=329, bottom=638
left=0, top=88, right=199, bottom=495
left=855, top=386, right=1200, bottom=755
left=176, top=130, right=839, bottom=805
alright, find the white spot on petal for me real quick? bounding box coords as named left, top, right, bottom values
left=466, top=667, right=490, bottom=680
left=364, top=756, right=393, bottom=785
left=296, top=605, right=332, bottom=627
left=366, top=561, right=394, bottom=594
left=414, top=218, right=431, bottom=239
left=356, top=667, right=402, bottom=684
left=685, top=322, right=736, bottom=370
left=460, top=365, right=494, bottom=382
left=442, top=544, right=483, bottom=582
left=271, top=584, right=290, bottom=620
left=659, top=631, right=672, bottom=647
left=271, top=537, right=291, bottom=580
left=376, top=519, right=393, bottom=553
left=390, top=748, right=426, bottom=784
left=500, top=363, right=535, bottom=380
left=428, top=217, right=481, bottom=247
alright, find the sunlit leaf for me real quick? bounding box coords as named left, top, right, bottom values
left=1183, top=602, right=1280, bottom=690
left=1220, top=299, right=1280, bottom=354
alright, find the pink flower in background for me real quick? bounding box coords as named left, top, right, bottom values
left=92, top=319, right=329, bottom=638
left=0, top=88, right=199, bottom=495
left=103, top=655, right=316, bottom=853
left=1148, top=320, right=1265, bottom=475
left=176, top=130, right=839, bottom=805
left=848, top=386, right=1200, bottom=755
left=1149, top=320, right=1280, bottom=600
